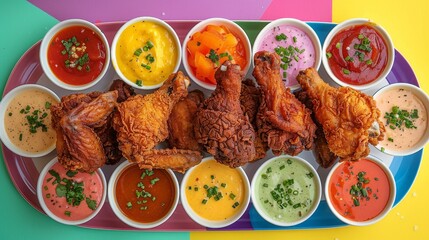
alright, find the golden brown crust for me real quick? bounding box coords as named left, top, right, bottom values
left=253, top=51, right=316, bottom=156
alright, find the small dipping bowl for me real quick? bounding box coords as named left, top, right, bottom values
left=111, top=17, right=181, bottom=90
left=253, top=18, right=322, bottom=91
left=251, top=155, right=321, bottom=226
left=322, top=18, right=394, bottom=90
left=40, top=19, right=110, bottom=91
left=373, top=83, right=429, bottom=156
left=182, top=18, right=252, bottom=91
left=180, top=157, right=251, bottom=228
left=108, top=161, right=179, bottom=229
left=0, top=84, right=59, bottom=158
left=325, top=155, right=396, bottom=226
left=37, top=157, right=107, bottom=225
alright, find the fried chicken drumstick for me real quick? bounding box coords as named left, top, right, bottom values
left=113, top=71, right=202, bottom=173
left=296, top=68, right=385, bottom=161
left=253, top=51, right=316, bottom=156
left=194, top=61, right=256, bottom=168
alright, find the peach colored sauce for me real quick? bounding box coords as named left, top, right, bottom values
left=41, top=162, right=103, bottom=221
left=4, top=89, right=58, bottom=153
left=376, top=87, right=427, bottom=151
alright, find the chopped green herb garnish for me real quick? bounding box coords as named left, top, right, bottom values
left=342, top=68, right=351, bottom=75
left=150, top=177, right=160, bottom=185
left=134, top=48, right=143, bottom=56
left=66, top=170, right=78, bottom=178
left=126, top=202, right=132, bottom=209
left=326, top=52, right=332, bottom=59
left=136, top=79, right=143, bottom=86
left=86, top=198, right=97, bottom=210
left=65, top=211, right=71, bottom=217
left=221, top=183, right=227, bottom=188
left=275, top=33, right=287, bottom=41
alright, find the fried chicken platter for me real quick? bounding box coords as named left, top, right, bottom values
left=49, top=49, right=386, bottom=177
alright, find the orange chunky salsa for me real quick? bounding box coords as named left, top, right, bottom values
left=47, top=25, right=106, bottom=85
left=328, top=158, right=391, bottom=222
left=326, top=24, right=388, bottom=85
left=186, top=24, right=247, bottom=84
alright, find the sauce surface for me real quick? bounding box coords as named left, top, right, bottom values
left=185, top=159, right=246, bottom=221
left=376, top=87, right=427, bottom=152
left=326, top=24, right=388, bottom=85
left=115, top=21, right=179, bottom=87
left=41, top=162, right=103, bottom=221
left=257, top=25, right=316, bottom=88
left=5, top=89, right=57, bottom=153
left=328, top=158, right=391, bottom=221
left=48, top=25, right=106, bottom=85
left=254, top=157, right=318, bottom=223
left=115, top=164, right=176, bottom=223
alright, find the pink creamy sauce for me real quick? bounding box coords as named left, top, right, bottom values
left=257, top=25, right=316, bottom=88
left=41, top=162, right=103, bottom=221
left=376, top=88, right=427, bottom=152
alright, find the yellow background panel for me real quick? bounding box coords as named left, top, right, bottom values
left=191, top=0, right=429, bottom=239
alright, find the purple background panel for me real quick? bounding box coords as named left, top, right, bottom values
left=28, top=0, right=331, bottom=22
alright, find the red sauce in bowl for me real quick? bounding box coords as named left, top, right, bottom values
left=115, top=164, right=176, bottom=223
left=326, top=24, right=388, bottom=85
left=47, top=25, right=106, bottom=85
left=328, top=158, right=391, bottom=222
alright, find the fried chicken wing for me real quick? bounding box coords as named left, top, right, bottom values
left=253, top=51, right=316, bottom=156
left=296, top=68, right=385, bottom=161
left=113, top=71, right=202, bottom=171
left=194, top=62, right=256, bottom=168
left=168, top=89, right=205, bottom=151
left=240, top=79, right=268, bottom=161
left=52, top=91, right=118, bottom=172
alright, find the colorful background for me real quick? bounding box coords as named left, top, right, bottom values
left=0, top=0, right=428, bottom=239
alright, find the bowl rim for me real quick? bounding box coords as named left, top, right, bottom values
left=0, top=84, right=60, bottom=158
left=39, top=18, right=111, bottom=91
left=181, top=17, right=252, bottom=91
left=252, top=18, right=322, bottom=91
left=250, top=155, right=322, bottom=227
left=107, top=161, right=180, bottom=229
left=321, top=18, right=395, bottom=90
left=110, top=16, right=182, bottom=90
left=373, top=83, right=429, bottom=156
left=324, top=155, right=397, bottom=226
left=36, top=157, right=107, bottom=225
left=180, top=156, right=251, bottom=228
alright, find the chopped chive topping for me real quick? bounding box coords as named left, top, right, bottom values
left=342, top=68, right=351, bottom=75
left=65, top=211, right=71, bottom=217
left=336, top=42, right=341, bottom=49
left=293, top=36, right=297, bottom=43
left=326, top=52, right=332, bottom=59
left=211, top=175, right=215, bottom=179
left=279, top=165, right=285, bottom=170
left=136, top=79, right=142, bottom=86
left=202, top=199, right=207, bottom=204
left=134, top=48, right=142, bottom=56
left=275, top=33, right=287, bottom=41
left=229, top=193, right=236, bottom=200
left=384, top=105, right=418, bottom=130
left=221, top=183, right=227, bottom=188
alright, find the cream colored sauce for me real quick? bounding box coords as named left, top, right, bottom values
left=4, top=89, right=58, bottom=153
left=376, top=88, right=427, bottom=152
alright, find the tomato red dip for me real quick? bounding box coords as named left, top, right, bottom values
left=47, top=25, right=106, bottom=85
left=328, top=158, right=391, bottom=221
left=115, top=164, right=176, bottom=223
left=41, top=162, right=103, bottom=221
left=326, top=24, right=388, bottom=85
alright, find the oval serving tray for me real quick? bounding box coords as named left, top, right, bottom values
left=1, top=21, right=422, bottom=231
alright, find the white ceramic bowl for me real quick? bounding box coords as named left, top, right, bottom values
left=180, top=157, right=251, bottom=228
left=253, top=18, right=322, bottom=91
left=108, top=161, right=179, bottom=229
left=251, top=155, right=321, bottom=226
left=0, top=84, right=59, bottom=158
left=322, top=18, right=395, bottom=90
left=111, top=17, right=181, bottom=90
left=325, top=155, right=396, bottom=226
left=37, top=157, right=107, bottom=225
left=40, top=19, right=110, bottom=91
left=182, top=18, right=252, bottom=91
left=373, top=83, right=429, bottom=156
